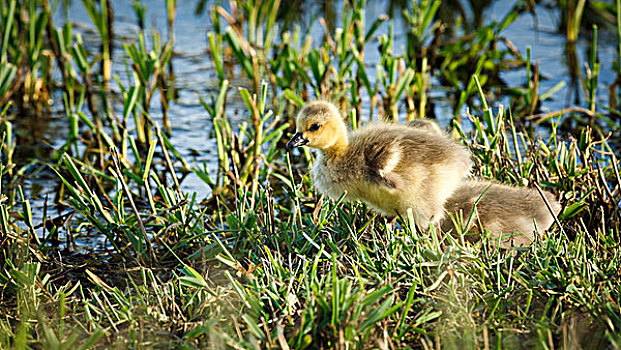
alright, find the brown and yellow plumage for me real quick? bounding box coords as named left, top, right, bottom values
left=405, top=117, right=562, bottom=246
left=287, top=101, right=471, bottom=226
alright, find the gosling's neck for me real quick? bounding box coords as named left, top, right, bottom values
left=321, top=136, right=349, bottom=160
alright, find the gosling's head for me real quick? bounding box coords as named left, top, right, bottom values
left=287, top=101, right=347, bottom=150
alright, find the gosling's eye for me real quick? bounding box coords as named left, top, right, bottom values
left=309, top=123, right=321, bottom=132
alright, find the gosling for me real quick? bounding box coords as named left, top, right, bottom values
left=407, top=119, right=444, bottom=135
left=441, top=180, right=562, bottom=247
left=405, top=118, right=562, bottom=245
left=287, top=101, right=471, bottom=226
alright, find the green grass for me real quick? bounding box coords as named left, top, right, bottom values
left=1, top=0, right=621, bottom=348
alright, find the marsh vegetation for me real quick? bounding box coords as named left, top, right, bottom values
left=0, top=0, right=620, bottom=348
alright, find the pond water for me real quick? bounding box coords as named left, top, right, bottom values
left=10, top=0, right=619, bottom=250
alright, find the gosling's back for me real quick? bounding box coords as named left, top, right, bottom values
left=442, top=180, right=561, bottom=247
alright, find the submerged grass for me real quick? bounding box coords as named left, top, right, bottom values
left=1, top=0, right=621, bottom=348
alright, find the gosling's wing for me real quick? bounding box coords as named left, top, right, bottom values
left=362, top=139, right=404, bottom=189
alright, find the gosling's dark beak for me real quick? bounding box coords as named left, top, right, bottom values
left=287, top=132, right=309, bottom=149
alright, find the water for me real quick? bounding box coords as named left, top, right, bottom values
left=9, top=0, right=619, bottom=249
left=492, top=0, right=617, bottom=110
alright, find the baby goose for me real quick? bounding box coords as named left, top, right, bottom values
left=407, top=119, right=444, bottom=135
left=287, top=101, right=471, bottom=226
left=405, top=117, right=562, bottom=246
left=441, top=180, right=561, bottom=247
